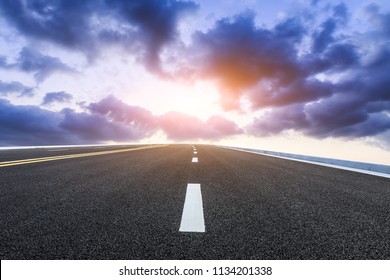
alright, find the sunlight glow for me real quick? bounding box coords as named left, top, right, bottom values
left=125, top=79, right=222, bottom=120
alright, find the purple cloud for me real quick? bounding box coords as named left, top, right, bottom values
left=88, top=96, right=242, bottom=141
left=0, top=0, right=197, bottom=70
left=103, top=0, right=198, bottom=72
left=0, top=96, right=242, bottom=145
left=60, top=109, right=147, bottom=143
left=0, top=80, right=34, bottom=97
left=87, top=95, right=158, bottom=138
left=189, top=13, right=306, bottom=110
left=0, top=48, right=74, bottom=82
left=0, top=98, right=70, bottom=146
left=0, top=0, right=97, bottom=52
left=188, top=3, right=390, bottom=141
left=16, top=48, right=75, bottom=82
left=42, top=91, right=73, bottom=105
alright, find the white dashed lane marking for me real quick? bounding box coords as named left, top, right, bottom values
left=192, top=157, right=198, bottom=163
left=179, top=183, right=205, bottom=232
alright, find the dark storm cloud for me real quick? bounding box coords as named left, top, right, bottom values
left=248, top=104, right=308, bottom=136
left=248, top=78, right=333, bottom=109
left=0, top=96, right=242, bottom=145
left=104, top=0, right=198, bottom=71
left=190, top=13, right=305, bottom=110
left=249, top=53, right=390, bottom=139
left=309, top=42, right=360, bottom=73
left=0, top=96, right=153, bottom=145
left=312, top=19, right=337, bottom=53
left=0, top=0, right=198, bottom=69
left=0, top=80, right=34, bottom=96
left=190, top=3, right=390, bottom=141
left=42, top=91, right=73, bottom=105
left=0, top=97, right=153, bottom=145
left=0, top=98, right=69, bottom=146
left=189, top=10, right=354, bottom=110
left=0, top=0, right=97, bottom=51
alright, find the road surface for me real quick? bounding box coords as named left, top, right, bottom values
left=0, top=144, right=389, bottom=259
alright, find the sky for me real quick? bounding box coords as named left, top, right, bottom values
left=0, top=0, right=389, bottom=164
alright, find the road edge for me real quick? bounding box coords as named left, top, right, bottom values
left=218, top=145, right=390, bottom=179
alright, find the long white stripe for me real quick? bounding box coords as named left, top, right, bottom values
left=179, top=183, right=205, bottom=232
left=221, top=146, right=390, bottom=179
left=192, top=157, right=198, bottom=162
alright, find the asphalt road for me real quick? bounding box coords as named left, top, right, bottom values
left=0, top=145, right=146, bottom=162
left=0, top=144, right=389, bottom=259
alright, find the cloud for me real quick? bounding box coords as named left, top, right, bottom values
left=188, top=3, right=390, bottom=141
left=248, top=56, right=390, bottom=139
left=42, top=91, right=73, bottom=105
left=88, top=95, right=242, bottom=140
left=332, top=2, right=348, bottom=22
left=248, top=78, right=332, bottom=109
left=16, top=48, right=75, bottom=82
left=0, top=48, right=75, bottom=82
left=0, top=80, right=34, bottom=96
left=312, top=19, right=337, bottom=53
left=365, top=3, right=390, bottom=38
left=0, top=56, right=7, bottom=67
left=103, top=0, right=198, bottom=72
left=87, top=95, right=158, bottom=137
left=0, top=98, right=70, bottom=146
left=189, top=13, right=306, bottom=110
left=0, top=96, right=242, bottom=145
left=0, top=0, right=198, bottom=70
left=0, top=0, right=97, bottom=51
left=248, top=104, right=308, bottom=137
left=0, top=97, right=152, bottom=145
left=60, top=109, right=148, bottom=143
left=159, top=112, right=243, bottom=140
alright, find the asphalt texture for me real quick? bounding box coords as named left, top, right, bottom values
left=0, top=144, right=389, bottom=259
